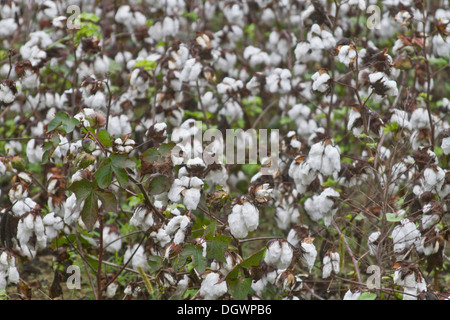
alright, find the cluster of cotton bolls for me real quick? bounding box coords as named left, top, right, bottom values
left=0, top=0, right=449, bottom=301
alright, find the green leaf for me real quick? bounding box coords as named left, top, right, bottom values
left=386, top=213, right=404, bottom=222
left=94, top=162, right=113, bottom=189
left=358, top=292, right=377, bottom=300
left=68, top=179, right=95, bottom=204
left=149, top=174, right=172, bottom=195
left=206, top=235, right=231, bottom=263
left=48, top=112, right=79, bottom=133
left=79, top=12, right=100, bottom=23
left=95, top=190, right=117, bottom=213
left=97, top=130, right=111, bottom=148
left=240, top=247, right=267, bottom=268
left=228, top=278, right=252, bottom=300
left=81, top=192, right=99, bottom=231
left=147, top=255, right=163, bottom=273
left=183, top=245, right=207, bottom=273
left=134, top=60, right=157, bottom=71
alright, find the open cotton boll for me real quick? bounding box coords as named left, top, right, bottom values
left=130, top=207, right=154, bottom=230
left=311, top=71, right=331, bottom=93
left=102, top=227, right=122, bottom=253
left=322, top=251, right=340, bottom=279
left=264, top=240, right=293, bottom=270
left=275, top=205, right=300, bottom=230
left=64, top=193, right=83, bottom=225
left=179, top=58, right=202, bottom=82
left=124, top=244, right=149, bottom=271
left=391, top=219, right=421, bottom=254
left=343, top=289, right=362, bottom=300
left=11, top=197, right=38, bottom=217
left=308, top=140, right=341, bottom=177
left=43, top=212, right=64, bottom=242
left=300, top=240, right=317, bottom=273
left=165, top=215, right=191, bottom=245
left=228, top=199, right=259, bottom=239
left=337, top=45, right=357, bottom=67
left=368, top=231, right=381, bottom=256
left=199, top=272, right=228, bottom=300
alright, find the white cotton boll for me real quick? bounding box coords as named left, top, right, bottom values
left=343, top=289, right=361, bottom=300
left=184, top=187, right=202, bottom=211
left=442, top=137, right=450, bottom=155
left=295, top=42, right=311, bottom=63
left=410, top=108, right=431, bottom=130
left=311, top=71, right=330, bottom=93
left=432, top=34, right=450, bottom=57
left=12, top=198, right=37, bottom=217
left=43, top=212, right=64, bottom=242
left=322, top=257, right=332, bottom=279
left=279, top=242, right=293, bottom=269
left=8, top=265, right=20, bottom=284
left=422, top=167, right=445, bottom=193
left=130, top=207, right=154, bottom=230
left=179, top=59, right=202, bottom=82
left=103, top=227, right=122, bottom=253
left=264, top=241, right=282, bottom=266
left=0, top=161, right=6, bottom=176
left=392, top=219, right=421, bottom=254
left=337, top=45, right=357, bottom=67
left=241, top=202, right=259, bottom=232
left=308, top=141, right=341, bottom=177
left=347, top=108, right=363, bottom=136
left=390, top=109, right=411, bottom=130
left=105, top=282, right=118, bottom=298
left=64, top=193, right=83, bottom=225
left=0, top=82, right=16, bottom=104
left=368, top=231, right=381, bottom=256
left=301, top=242, right=317, bottom=273
left=0, top=18, right=18, bottom=37
left=275, top=205, right=300, bottom=230
left=93, top=55, right=110, bottom=75
left=21, top=71, right=40, bottom=90
left=228, top=211, right=248, bottom=239
left=124, top=244, right=149, bottom=271
left=199, top=272, right=228, bottom=300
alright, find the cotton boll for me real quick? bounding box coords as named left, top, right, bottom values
left=103, top=226, right=122, bottom=253
left=311, top=71, right=331, bottom=93
left=300, top=240, right=317, bottom=273
left=124, top=244, right=149, bottom=271
left=130, top=207, right=154, bottom=230
left=11, top=197, right=37, bottom=217
left=391, top=219, right=421, bottom=255
left=308, top=140, right=341, bottom=177
left=165, top=215, right=191, bottom=245
left=228, top=211, right=248, bottom=239
left=368, top=231, right=381, bottom=256
left=199, top=272, right=228, bottom=300
left=343, top=289, right=361, bottom=300
left=0, top=18, right=18, bottom=37
left=264, top=241, right=282, bottom=266
left=43, top=212, right=64, bottom=242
